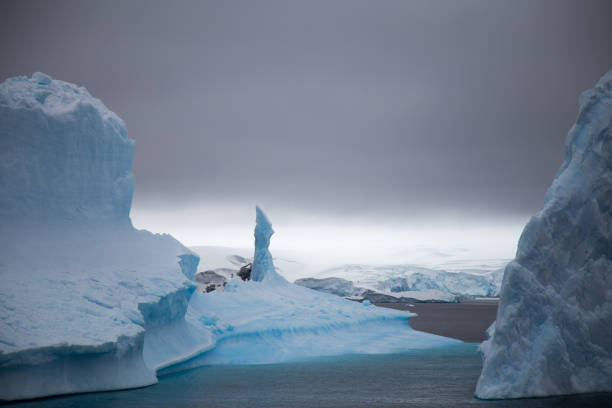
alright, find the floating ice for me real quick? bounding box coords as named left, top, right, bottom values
left=0, top=73, right=201, bottom=401
left=476, top=70, right=612, bottom=399
left=0, top=73, right=460, bottom=402
left=172, top=209, right=459, bottom=371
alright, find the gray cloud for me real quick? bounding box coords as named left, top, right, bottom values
left=2, top=0, right=612, bottom=222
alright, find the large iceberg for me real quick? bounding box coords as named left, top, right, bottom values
left=166, top=207, right=459, bottom=372
left=0, top=73, right=459, bottom=401
left=476, top=70, right=612, bottom=398
left=0, top=73, right=202, bottom=401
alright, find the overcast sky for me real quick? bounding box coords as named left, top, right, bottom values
left=2, top=1, right=612, bottom=260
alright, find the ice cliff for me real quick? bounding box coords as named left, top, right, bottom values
left=476, top=70, right=612, bottom=399
left=0, top=72, right=133, bottom=225
left=0, top=73, right=201, bottom=401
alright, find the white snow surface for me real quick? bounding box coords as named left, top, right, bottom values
left=476, top=70, right=612, bottom=399
left=0, top=73, right=459, bottom=401
left=316, top=264, right=503, bottom=301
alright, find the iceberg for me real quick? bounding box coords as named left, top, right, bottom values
left=177, top=275, right=458, bottom=370
left=476, top=70, right=612, bottom=399
left=166, top=207, right=460, bottom=372
left=0, top=73, right=459, bottom=401
left=0, top=73, right=203, bottom=401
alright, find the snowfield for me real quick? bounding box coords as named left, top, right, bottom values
left=310, top=263, right=504, bottom=302
left=0, top=73, right=458, bottom=401
left=476, top=70, right=612, bottom=399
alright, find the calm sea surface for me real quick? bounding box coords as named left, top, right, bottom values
left=5, top=343, right=612, bottom=408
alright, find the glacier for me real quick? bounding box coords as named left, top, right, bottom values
left=294, top=277, right=359, bottom=297
left=301, top=264, right=504, bottom=302
left=0, top=73, right=459, bottom=401
left=475, top=70, right=612, bottom=399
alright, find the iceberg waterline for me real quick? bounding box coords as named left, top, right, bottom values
left=476, top=70, right=612, bottom=399
left=0, top=73, right=458, bottom=401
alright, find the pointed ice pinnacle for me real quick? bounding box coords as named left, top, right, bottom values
left=250, top=206, right=285, bottom=283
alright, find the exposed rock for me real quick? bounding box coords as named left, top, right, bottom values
left=237, top=263, right=252, bottom=281
left=195, top=270, right=227, bottom=293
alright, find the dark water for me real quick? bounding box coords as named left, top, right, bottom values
left=4, top=344, right=611, bottom=408
left=377, top=301, right=499, bottom=342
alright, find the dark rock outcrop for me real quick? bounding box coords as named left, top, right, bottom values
left=195, top=270, right=227, bottom=292
left=237, top=263, right=252, bottom=281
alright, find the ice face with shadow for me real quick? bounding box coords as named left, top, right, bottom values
left=476, top=70, right=612, bottom=399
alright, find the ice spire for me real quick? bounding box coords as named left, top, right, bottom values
left=250, top=206, right=285, bottom=283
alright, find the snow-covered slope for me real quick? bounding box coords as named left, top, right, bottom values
left=294, top=277, right=359, bottom=297
left=313, top=264, right=503, bottom=301
left=476, top=70, right=612, bottom=399
left=0, top=73, right=201, bottom=401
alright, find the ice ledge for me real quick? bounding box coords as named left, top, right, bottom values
left=0, top=334, right=155, bottom=401
left=0, top=264, right=203, bottom=402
